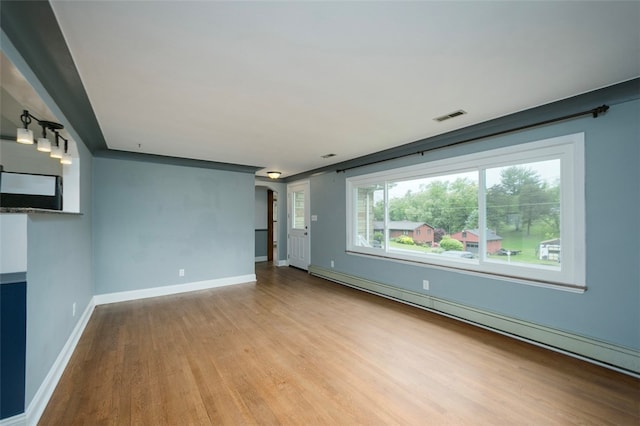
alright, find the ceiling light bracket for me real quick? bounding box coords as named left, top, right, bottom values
left=20, top=109, right=32, bottom=128
left=19, top=110, right=64, bottom=133
left=39, top=120, right=64, bottom=131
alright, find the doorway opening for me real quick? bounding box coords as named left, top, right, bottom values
left=255, top=186, right=278, bottom=264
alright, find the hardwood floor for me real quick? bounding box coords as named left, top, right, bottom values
left=40, top=263, right=639, bottom=425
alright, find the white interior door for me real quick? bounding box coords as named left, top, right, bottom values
left=287, top=181, right=310, bottom=270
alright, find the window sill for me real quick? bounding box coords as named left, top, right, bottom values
left=346, top=250, right=586, bottom=294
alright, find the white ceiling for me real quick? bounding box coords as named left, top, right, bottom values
left=1, top=51, right=57, bottom=137
left=49, top=1, right=639, bottom=178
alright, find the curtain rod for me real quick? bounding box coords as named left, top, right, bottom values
left=336, top=104, right=609, bottom=174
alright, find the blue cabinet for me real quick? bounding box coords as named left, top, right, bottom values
left=0, top=279, right=26, bottom=419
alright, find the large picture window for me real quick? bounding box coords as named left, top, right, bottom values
left=346, top=133, right=585, bottom=289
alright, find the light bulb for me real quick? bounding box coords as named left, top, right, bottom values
left=17, top=128, right=34, bottom=144
left=60, top=153, right=73, bottom=165
left=50, top=145, right=62, bottom=159
left=37, top=137, right=51, bottom=152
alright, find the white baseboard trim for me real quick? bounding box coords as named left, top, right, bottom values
left=255, top=256, right=268, bottom=262
left=0, top=413, right=26, bottom=426
left=276, top=260, right=288, bottom=267
left=23, top=298, right=95, bottom=426
left=94, top=274, right=257, bottom=305
left=309, top=265, right=640, bottom=376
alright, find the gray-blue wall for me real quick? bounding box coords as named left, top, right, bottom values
left=92, top=157, right=255, bottom=294
left=25, top=140, right=94, bottom=406
left=254, top=186, right=268, bottom=229
left=1, top=31, right=96, bottom=410
left=308, top=97, right=640, bottom=351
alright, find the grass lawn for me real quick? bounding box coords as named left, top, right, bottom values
left=491, top=225, right=560, bottom=266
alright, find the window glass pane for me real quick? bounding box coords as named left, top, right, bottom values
left=346, top=134, right=583, bottom=287
left=387, top=171, right=478, bottom=258
left=485, top=159, right=561, bottom=268
left=355, top=184, right=384, bottom=249
left=292, top=190, right=305, bottom=229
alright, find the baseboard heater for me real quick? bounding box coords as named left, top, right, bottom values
left=309, top=265, right=639, bottom=376
left=0, top=171, right=62, bottom=210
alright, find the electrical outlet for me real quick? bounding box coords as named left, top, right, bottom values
left=331, top=260, right=335, bottom=268
left=422, top=280, right=430, bottom=290
left=72, top=302, right=76, bottom=317
left=179, top=269, right=185, bottom=277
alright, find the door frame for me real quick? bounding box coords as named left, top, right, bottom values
left=255, top=183, right=282, bottom=265
left=287, top=180, right=310, bottom=270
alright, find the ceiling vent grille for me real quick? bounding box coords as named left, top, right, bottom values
left=321, top=153, right=336, bottom=158
left=434, top=109, right=467, bottom=122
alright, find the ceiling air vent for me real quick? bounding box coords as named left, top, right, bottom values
left=434, top=109, right=467, bottom=122
left=321, top=153, right=336, bottom=158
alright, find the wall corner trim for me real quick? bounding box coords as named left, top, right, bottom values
left=309, top=265, right=640, bottom=376
left=93, top=274, right=257, bottom=306
left=24, top=299, right=95, bottom=426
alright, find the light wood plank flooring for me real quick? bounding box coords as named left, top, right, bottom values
left=40, top=263, right=639, bottom=425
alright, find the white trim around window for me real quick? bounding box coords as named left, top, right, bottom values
left=346, top=133, right=585, bottom=290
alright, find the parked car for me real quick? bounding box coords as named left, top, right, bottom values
left=441, top=250, right=475, bottom=259
left=495, top=248, right=521, bottom=256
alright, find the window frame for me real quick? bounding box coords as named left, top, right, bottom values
left=346, top=133, right=585, bottom=290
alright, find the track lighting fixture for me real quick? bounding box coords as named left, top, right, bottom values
left=36, top=121, right=52, bottom=152
left=50, top=132, right=63, bottom=159
left=17, top=110, right=34, bottom=144
left=60, top=138, right=72, bottom=165
left=16, top=109, right=72, bottom=164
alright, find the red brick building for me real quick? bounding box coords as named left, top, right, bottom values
left=374, top=221, right=436, bottom=245
left=450, top=229, right=502, bottom=254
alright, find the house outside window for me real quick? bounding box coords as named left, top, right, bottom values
left=346, top=133, right=585, bottom=289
